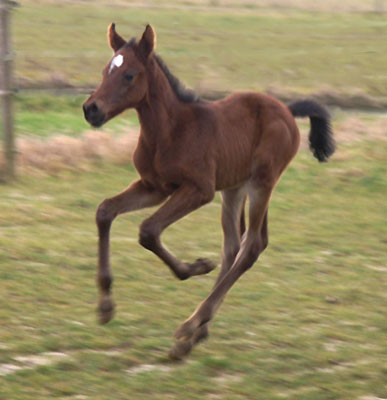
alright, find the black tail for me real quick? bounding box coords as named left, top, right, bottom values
left=288, top=100, right=335, bottom=162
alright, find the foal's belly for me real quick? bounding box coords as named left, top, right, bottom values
left=215, top=167, right=251, bottom=191
left=213, top=130, right=256, bottom=191
left=214, top=147, right=254, bottom=191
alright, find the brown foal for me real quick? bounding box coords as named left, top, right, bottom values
left=83, top=24, right=334, bottom=359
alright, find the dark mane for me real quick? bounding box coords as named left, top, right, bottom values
left=127, top=37, right=137, bottom=47
left=126, top=38, right=200, bottom=103
left=154, top=54, right=200, bottom=103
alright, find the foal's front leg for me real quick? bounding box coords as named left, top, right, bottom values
left=96, top=180, right=166, bottom=324
left=139, top=183, right=216, bottom=280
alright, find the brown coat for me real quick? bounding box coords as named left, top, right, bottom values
left=83, top=24, right=334, bottom=360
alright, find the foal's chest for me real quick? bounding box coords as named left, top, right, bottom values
left=132, top=140, right=180, bottom=194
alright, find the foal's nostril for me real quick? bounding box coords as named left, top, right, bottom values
left=83, top=102, right=99, bottom=117
left=90, top=102, right=99, bottom=114
left=83, top=101, right=105, bottom=127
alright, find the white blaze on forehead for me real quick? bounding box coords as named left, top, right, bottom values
left=109, top=54, right=124, bottom=74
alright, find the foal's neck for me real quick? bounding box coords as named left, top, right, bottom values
left=135, top=57, right=182, bottom=145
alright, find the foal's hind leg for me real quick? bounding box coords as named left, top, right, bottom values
left=169, top=187, right=246, bottom=359
left=173, top=183, right=272, bottom=344
left=218, top=188, right=247, bottom=282
left=96, top=180, right=166, bottom=324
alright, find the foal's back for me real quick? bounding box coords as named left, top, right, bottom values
left=190, top=92, right=301, bottom=191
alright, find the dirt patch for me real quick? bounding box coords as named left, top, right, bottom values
left=0, top=352, right=71, bottom=376
left=125, top=363, right=172, bottom=375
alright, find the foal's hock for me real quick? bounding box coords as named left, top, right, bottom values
left=83, top=24, right=335, bottom=360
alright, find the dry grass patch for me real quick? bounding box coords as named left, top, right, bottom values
left=0, top=129, right=139, bottom=175
left=2, top=113, right=386, bottom=175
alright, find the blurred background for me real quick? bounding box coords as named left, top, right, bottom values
left=0, top=1, right=386, bottom=399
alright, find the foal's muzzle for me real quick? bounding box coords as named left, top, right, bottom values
left=83, top=102, right=106, bottom=128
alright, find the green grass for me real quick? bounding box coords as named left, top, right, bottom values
left=13, top=94, right=138, bottom=138
left=9, top=1, right=387, bottom=140
left=13, top=2, right=387, bottom=98
left=1, top=1, right=386, bottom=398
left=0, top=142, right=386, bottom=400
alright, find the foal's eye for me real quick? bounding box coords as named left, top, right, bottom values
left=124, top=74, right=134, bottom=83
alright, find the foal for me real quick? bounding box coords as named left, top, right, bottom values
left=83, top=24, right=334, bottom=359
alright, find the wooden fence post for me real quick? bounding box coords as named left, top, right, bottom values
left=0, top=0, right=16, bottom=180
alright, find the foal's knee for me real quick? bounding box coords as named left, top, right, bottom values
left=96, top=199, right=116, bottom=230
left=139, top=221, right=160, bottom=251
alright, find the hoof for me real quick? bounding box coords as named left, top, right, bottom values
left=174, top=319, right=197, bottom=341
left=193, top=324, right=209, bottom=344
left=189, top=258, right=216, bottom=277
left=98, top=297, right=115, bottom=325
left=169, top=325, right=209, bottom=360
left=168, top=340, right=192, bottom=361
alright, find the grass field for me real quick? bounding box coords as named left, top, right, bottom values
left=14, top=1, right=387, bottom=98
left=10, top=0, right=387, bottom=142
left=0, top=140, right=386, bottom=399
left=13, top=94, right=137, bottom=139
left=1, top=1, right=386, bottom=399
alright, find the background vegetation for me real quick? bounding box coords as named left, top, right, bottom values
left=0, top=1, right=386, bottom=399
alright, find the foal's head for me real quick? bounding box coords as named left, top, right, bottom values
left=83, top=24, right=156, bottom=127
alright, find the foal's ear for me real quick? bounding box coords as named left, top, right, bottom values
left=107, top=23, right=126, bottom=52
left=137, top=24, right=156, bottom=61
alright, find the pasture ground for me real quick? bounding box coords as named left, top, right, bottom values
left=1, top=1, right=386, bottom=399
left=14, top=1, right=387, bottom=98
left=11, top=0, right=387, bottom=145
left=0, top=139, right=386, bottom=399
